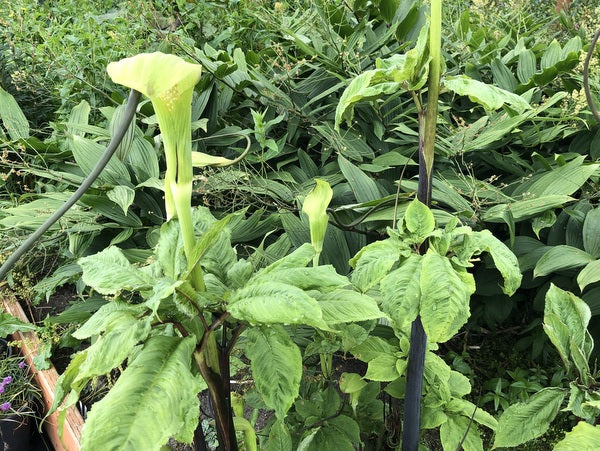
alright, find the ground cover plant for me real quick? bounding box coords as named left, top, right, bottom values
left=1, top=0, right=600, bottom=449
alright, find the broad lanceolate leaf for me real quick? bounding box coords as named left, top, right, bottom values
left=317, top=290, right=383, bottom=324
left=404, top=199, right=435, bottom=239
left=554, top=422, right=600, bottom=451
left=245, top=326, right=302, bottom=420
left=440, top=414, right=483, bottom=451
left=228, top=281, right=327, bottom=329
left=442, top=75, right=531, bottom=113
left=534, top=245, right=594, bottom=278
left=253, top=265, right=348, bottom=292
left=0, top=86, right=29, bottom=140
left=482, top=195, right=574, bottom=223
left=492, top=388, right=566, bottom=448
left=544, top=284, right=591, bottom=350
left=0, top=312, right=38, bottom=337
left=80, top=336, right=204, bottom=450
left=78, top=246, right=155, bottom=295
left=583, top=207, right=600, bottom=258
left=350, top=238, right=409, bottom=292
left=577, top=259, right=600, bottom=291
left=107, top=185, right=136, bottom=215
left=379, top=254, right=422, bottom=327
left=265, top=419, right=292, bottom=451
left=455, top=229, right=522, bottom=295
left=420, top=253, right=473, bottom=343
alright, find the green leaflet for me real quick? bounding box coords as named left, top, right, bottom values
left=493, top=388, right=566, bottom=448
left=455, top=229, right=522, bottom=296
left=228, top=281, right=328, bottom=329
left=365, top=354, right=403, bottom=382
left=317, top=289, right=384, bottom=324
left=69, top=134, right=132, bottom=186
left=554, top=422, right=600, bottom=451
left=577, top=259, right=600, bottom=291
left=78, top=246, right=155, bottom=295
left=107, top=185, right=135, bottom=215
left=442, top=75, right=531, bottom=113
left=0, top=312, right=38, bottom=336
left=583, top=207, right=600, bottom=258
left=252, top=265, right=348, bottom=292
left=534, top=245, right=594, bottom=278
left=0, top=85, right=29, bottom=140
left=350, top=238, right=408, bottom=292
left=264, top=419, right=293, bottom=451
left=420, top=253, right=473, bottom=343
left=545, top=284, right=591, bottom=350
left=404, top=199, right=435, bottom=239
left=482, top=195, right=574, bottom=223
left=379, top=254, right=422, bottom=327
left=80, top=336, right=204, bottom=450
left=440, top=414, right=483, bottom=451
left=297, top=415, right=360, bottom=451
left=245, top=326, right=302, bottom=420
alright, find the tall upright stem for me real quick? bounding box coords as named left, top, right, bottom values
left=402, top=1, right=442, bottom=450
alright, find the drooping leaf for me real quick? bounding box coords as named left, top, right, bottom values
left=544, top=284, right=591, bottom=350
left=69, top=135, right=131, bottom=186
left=78, top=247, right=155, bottom=295
left=245, top=326, right=302, bottom=420
left=228, top=281, right=327, bottom=329
left=493, top=388, right=566, bottom=448
left=440, top=414, right=483, bottom=451
left=0, top=312, right=38, bottom=337
left=0, top=86, right=29, bottom=140
left=379, top=254, right=422, bottom=326
left=582, top=207, right=600, bottom=258
left=350, top=238, right=407, bottom=292
left=482, top=195, right=573, bottom=223
left=317, top=290, right=383, bottom=324
left=107, top=185, right=136, bottom=215
left=80, top=336, right=204, bottom=450
left=442, top=75, right=530, bottom=113
left=543, top=313, right=572, bottom=372
left=338, top=155, right=382, bottom=203
left=420, top=253, right=473, bottom=343
left=534, top=246, right=594, bottom=278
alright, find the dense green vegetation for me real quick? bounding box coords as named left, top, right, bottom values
left=1, top=0, right=600, bottom=449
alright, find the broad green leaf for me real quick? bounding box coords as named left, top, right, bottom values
left=78, top=247, right=155, bottom=295
left=245, top=326, right=302, bottom=419
left=128, top=136, right=160, bottom=181
left=339, top=372, right=367, bottom=394
left=301, top=415, right=359, bottom=451
left=404, top=199, right=435, bottom=238
left=350, top=336, right=398, bottom=362
left=302, top=179, right=333, bottom=263
left=534, top=246, right=594, bottom=278
left=482, top=195, right=574, bottom=223
left=582, top=208, right=600, bottom=258
left=543, top=313, right=572, bottom=372
left=379, top=0, right=400, bottom=23
left=317, top=290, right=383, bottom=324
left=420, top=254, right=473, bottom=343
left=448, top=371, right=472, bottom=398
left=379, top=254, right=422, bottom=326
left=338, top=155, right=382, bottom=203
left=545, top=284, right=591, bottom=349
left=265, top=419, right=292, bottom=451
left=512, top=157, right=599, bottom=198
left=365, top=354, right=402, bottom=381
left=108, top=103, right=136, bottom=161
left=0, top=312, right=38, bottom=337
left=186, top=214, right=233, bottom=277
left=228, top=281, right=327, bottom=329
left=0, top=86, right=29, bottom=140
left=445, top=398, right=497, bottom=430
left=258, top=243, right=315, bottom=275
left=553, top=422, right=600, bottom=451
left=493, top=388, right=566, bottom=448
left=69, top=135, right=131, bottom=186
left=578, top=260, right=600, bottom=291
left=350, top=238, right=407, bottom=292
left=254, top=266, right=348, bottom=291
left=440, top=414, right=483, bottom=451
left=80, top=336, right=204, bottom=450
left=107, top=185, right=136, bottom=215
left=156, top=220, right=186, bottom=280
left=456, top=229, right=522, bottom=295
left=517, top=50, right=536, bottom=84
left=442, top=75, right=530, bottom=113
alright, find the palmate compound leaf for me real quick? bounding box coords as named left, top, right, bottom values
left=492, top=388, right=566, bottom=448
left=80, top=336, right=205, bottom=450
left=420, top=253, right=474, bottom=343
left=245, top=326, right=302, bottom=420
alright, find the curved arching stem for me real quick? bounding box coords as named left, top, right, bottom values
left=0, top=90, right=141, bottom=282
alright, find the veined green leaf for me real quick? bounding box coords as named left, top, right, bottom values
left=543, top=313, right=572, bottom=372
left=245, top=326, right=301, bottom=420
left=446, top=398, right=497, bottom=430
left=404, top=199, right=435, bottom=238
left=482, top=195, right=574, bottom=223
left=107, top=185, right=136, bottom=215
left=442, top=75, right=530, bottom=113
left=379, top=254, right=422, bottom=327
left=254, top=265, right=348, bottom=291
left=78, top=247, right=155, bottom=295
left=69, top=134, right=131, bottom=186
left=80, top=336, right=204, bottom=450
left=577, top=259, right=600, bottom=291
left=0, top=312, right=38, bottom=336
left=264, top=419, right=292, bottom=451
left=350, top=238, right=408, bottom=292
left=545, top=284, right=591, bottom=350
left=533, top=246, right=594, bottom=278
left=440, top=414, right=483, bottom=451
left=228, top=281, right=327, bottom=329
left=420, top=254, right=473, bottom=343
left=554, top=422, right=600, bottom=451
left=0, top=85, right=29, bottom=140
left=258, top=243, right=315, bottom=275
left=517, top=50, right=536, bottom=84
left=317, top=290, right=383, bottom=324
left=338, top=155, right=382, bottom=203
left=365, top=354, right=402, bottom=381
left=583, top=208, right=600, bottom=258
left=493, top=388, right=566, bottom=448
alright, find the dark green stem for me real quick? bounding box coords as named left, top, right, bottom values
left=0, top=89, right=141, bottom=282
